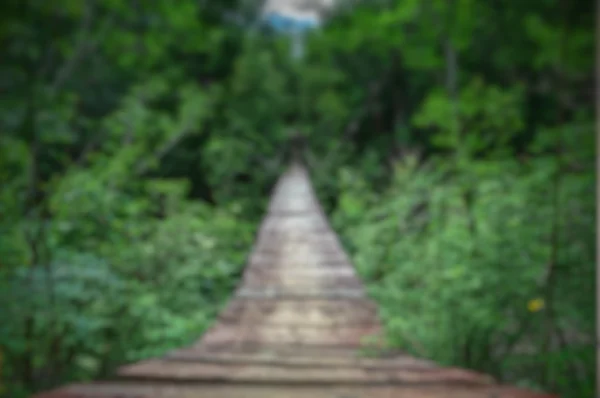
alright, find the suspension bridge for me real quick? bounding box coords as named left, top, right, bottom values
left=33, top=161, right=557, bottom=398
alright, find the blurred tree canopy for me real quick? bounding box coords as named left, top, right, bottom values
left=0, top=0, right=594, bottom=397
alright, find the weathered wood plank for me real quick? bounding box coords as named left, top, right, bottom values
left=217, top=298, right=380, bottom=323
left=32, top=382, right=560, bottom=398
left=164, top=350, right=439, bottom=370
left=199, top=323, right=381, bottom=347
left=240, top=276, right=364, bottom=290
left=117, top=359, right=495, bottom=385
left=235, top=288, right=366, bottom=299
left=242, top=266, right=358, bottom=277
left=246, top=258, right=351, bottom=269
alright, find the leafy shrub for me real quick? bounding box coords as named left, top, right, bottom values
left=333, top=152, right=593, bottom=397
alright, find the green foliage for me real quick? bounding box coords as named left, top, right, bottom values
left=0, top=0, right=593, bottom=397
left=414, top=78, right=525, bottom=156
left=334, top=150, right=593, bottom=395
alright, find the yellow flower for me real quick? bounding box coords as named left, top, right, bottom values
left=527, top=298, right=545, bottom=312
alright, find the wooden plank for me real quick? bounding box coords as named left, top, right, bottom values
left=195, top=344, right=376, bottom=357
left=258, top=215, right=331, bottom=235
left=202, top=323, right=381, bottom=342
left=259, top=225, right=331, bottom=237
left=215, top=316, right=377, bottom=327
left=251, top=245, right=348, bottom=257
left=31, top=382, right=560, bottom=398
left=117, top=359, right=495, bottom=386
left=248, top=251, right=350, bottom=264
left=254, top=233, right=341, bottom=246
left=240, top=277, right=364, bottom=291
left=218, top=299, right=380, bottom=322
left=268, top=197, right=321, bottom=213
left=199, top=324, right=380, bottom=347
left=246, top=259, right=351, bottom=269
left=235, top=288, right=366, bottom=299
left=164, top=350, right=439, bottom=370
left=251, top=238, right=345, bottom=251
left=243, top=266, right=358, bottom=277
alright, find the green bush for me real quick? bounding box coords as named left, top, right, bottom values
left=333, top=152, right=593, bottom=397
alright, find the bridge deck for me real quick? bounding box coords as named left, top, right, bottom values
left=33, top=162, right=557, bottom=398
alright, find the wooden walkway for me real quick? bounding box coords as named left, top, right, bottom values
left=34, top=163, right=557, bottom=398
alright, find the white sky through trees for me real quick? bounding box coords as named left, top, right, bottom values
left=261, top=0, right=337, bottom=27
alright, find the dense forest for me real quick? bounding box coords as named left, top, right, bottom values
left=0, top=0, right=594, bottom=397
